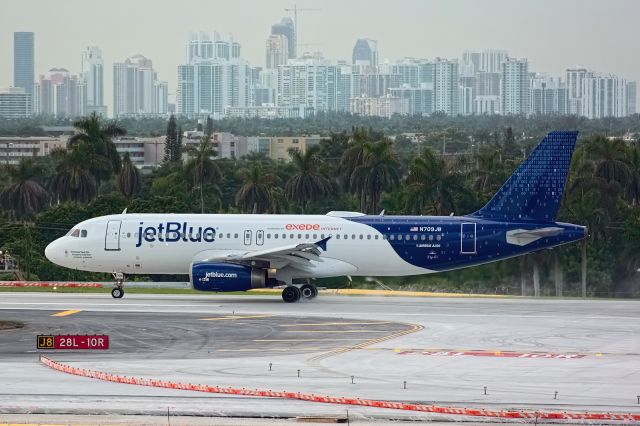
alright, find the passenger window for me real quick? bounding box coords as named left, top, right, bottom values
left=267, top=233, right=271, bottom=239
left=352, top=234, right=356, bottom=239
left=313, top=234, right=317, bottom=239
left=367, top=235, right=371, bottom=240
left=336, top=234, right=341, bottom=239
left=234, top=233, right=238, bottom=239
left=359, top=234, right=363, bottom=240
left=321, top=234, right=325, bottom=239
left=421, top=235, right=426, bottom=240
left=298, top=234, right=302, bottom=239
left=305, top=234, right=309, bottom=239
left=382, top=234, right=387, bottom=240
left=219, top=233, right=223, bottom=239
left=405, top=235, right=410, bottom=240
left=81, top=230, right=88, bottom=238
left=127, top=232, right=131, bottom=238
left=397, top=234, right=402, bottom=240
left=389, top=235, right=395, bottom=240
left=344, top=234, right=348, bottom=239
left=413, top=235, right=418, bottom=241
left=375, top=235, right=379, bottom=240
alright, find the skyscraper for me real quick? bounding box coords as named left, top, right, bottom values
left=35, top=68, right=83, bottom=117
left=581, top=73, right=628, bottom=119
left=13, top=32, right=34, bottom=98
left=81, top=46, right=106, bottom=115
left=501, top=58, right=530, bottom=115
left=352, top=39, right=378, bottom=67
left=271, top=18, right=296, bottom=59
left=265, top=35, right=289, bottom=69
left=434, top=59, right=460, bottom=115
left=113, top=54, right=165, bottom=117
left=566, top=67, right=590, bottom=115
left=462, top=49, right=508, bottom=74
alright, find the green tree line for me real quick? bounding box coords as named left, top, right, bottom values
left=1, top=113, right=639, bottom=297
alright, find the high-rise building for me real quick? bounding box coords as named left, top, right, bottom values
left=566, top=67, right=590, bottom=115
left=501, top=58, right=530, bottom=115
left=265, top=34, right=289, bottom=69
left=352, top=38, right=378, bottom=67
left=350, top=94, right=409, bottom=118
left=581, top=73, right=629, bottom=119
left=433, top=59, right=460, bottom=115
left=626, top=81, right=636, bottom=116
left=276, top=58, right=355, bottom=114
left=529, top=74, right=567, bottom=115
left=177, top=59, right=250, bottom=118
left=388, top=86, right=433, bottom=115
left=34, top=68, right=83, bottom=117
left=13, top=32, right=34, bottom=99
left=391, top=59, right=434, bottom=88
left=459, top=76, right=475, bottom=116
left=462, top=49, right=508, bottom=74
left=0, top=88, right=33, bottom=118
left=81, top=46, right=106, bottom=115
left=474, top=95, right=500, bottom=115
left=186, top=32, right=240, bottom=63
left=271, top=18, right=296, bottom=59
left=113, top=54, right=167, bottom=117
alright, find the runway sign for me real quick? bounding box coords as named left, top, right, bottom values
left=37, top=335, right=109, bottom=350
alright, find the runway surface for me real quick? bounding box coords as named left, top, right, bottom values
left=0, top=292, right=639, bottom=424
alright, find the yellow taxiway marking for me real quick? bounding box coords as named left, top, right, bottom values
left=255, top=338, right=373, bottom=342
left=280, top=321, right=390, bottom=327
left=51, top=309, right=82, bottom=317
left=199, top=314, right=273, bottom=321
left=285, top=330, right=391, bottom=333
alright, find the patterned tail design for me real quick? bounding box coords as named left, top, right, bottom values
left=471, top=130, right=578, bottom=223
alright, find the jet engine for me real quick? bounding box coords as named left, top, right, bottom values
left=190, top=262, right=274, bottom=292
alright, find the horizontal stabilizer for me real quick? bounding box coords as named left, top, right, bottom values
left=506, top=227, right=563, bottom=246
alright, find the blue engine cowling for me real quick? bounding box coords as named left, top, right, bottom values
left=190, top=262, right=270, bottom=292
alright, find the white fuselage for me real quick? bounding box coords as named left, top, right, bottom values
left=45, top=213, right=430, bottom=280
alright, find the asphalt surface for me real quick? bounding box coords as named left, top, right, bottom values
left=0, top=292, right=639, bottom=424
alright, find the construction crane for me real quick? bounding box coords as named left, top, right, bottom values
left=284, top=4, right=321, bottom=56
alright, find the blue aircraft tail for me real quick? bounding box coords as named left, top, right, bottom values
left=470, top=130, right=578, bottom=223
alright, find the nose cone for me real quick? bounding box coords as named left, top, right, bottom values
left=45, top=240, right=60, bottom=264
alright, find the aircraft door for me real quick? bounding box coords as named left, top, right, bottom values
left=105, top=220, right=122, bottom=251
left=460, top=223, right=476, bottom=254
left=244, top=230, right=252, bottom=246
left=256, top=230, right=264, bottom=245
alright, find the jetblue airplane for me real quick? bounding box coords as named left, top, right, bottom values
left=45, top=131, right=585, bottom=302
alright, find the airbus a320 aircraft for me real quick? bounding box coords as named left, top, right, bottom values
left=45, top=131, right=585, bottom=302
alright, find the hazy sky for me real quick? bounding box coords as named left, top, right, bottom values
left=1, top=0, right=638, bottom=113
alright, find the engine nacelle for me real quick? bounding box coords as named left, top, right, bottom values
left=190, top=262, right=269, bottom=292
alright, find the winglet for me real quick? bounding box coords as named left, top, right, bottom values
left=315, top=236, right=332, bottom=251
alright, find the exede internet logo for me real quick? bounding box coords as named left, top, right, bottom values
left=285, top=224, right=320, bottom=231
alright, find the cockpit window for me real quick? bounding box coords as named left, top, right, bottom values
left=81, top=230, right=87, bottom=238
left=69, top=229, right=80, bottom=238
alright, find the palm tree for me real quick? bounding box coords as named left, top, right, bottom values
left=0, top=159, right=49, bottom=220
left=625, top=145, right=640, bottom=206
left=184, top=136, right=221, bottom=213
left=350, top=139, right=401, bottom=214
left=49, top=146, right=99, bottom=203
left=587, top=136, right=630, bottom=186
left=404, top=148, right=471, bottom=216
left=235, top=163, right=279, bottom=213
left=69, top=112, right=125, bottom=186
left=472, top=145, right=507, bottom=195
left=285, top=145, right=332, bottom=213
left=339, top=128, right=369, bottom=192
left=117, top=153, right=140, bottom=199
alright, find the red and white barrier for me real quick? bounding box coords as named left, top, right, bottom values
left=0, top=281, right=103, bottom=288
left=39, top=356, right=640, bottom=421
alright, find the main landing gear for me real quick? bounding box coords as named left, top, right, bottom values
left=111, top=272, right=125, bottom=299
left=281, top=283, right=318, bottom=303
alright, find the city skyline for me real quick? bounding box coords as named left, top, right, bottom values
left=1, top=0, right=639, bottom=116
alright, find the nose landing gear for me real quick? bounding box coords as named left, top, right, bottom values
left=111, top=272, right=125, bottom=299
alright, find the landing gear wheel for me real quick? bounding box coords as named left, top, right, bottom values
left=282, top=285, right=301, bottom=303
left=111, top=287, right=124, bottom=299
left=111, top=272, right=125, bottom=299
left=300, top=284, right=318, bottom=299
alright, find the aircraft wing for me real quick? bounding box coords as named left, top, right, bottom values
left=199, top=237, right=331, bottom=270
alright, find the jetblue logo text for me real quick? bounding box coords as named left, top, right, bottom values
left=205, top=271, right=238, bottom=279
left=136, top=222, right=216, bottom=247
